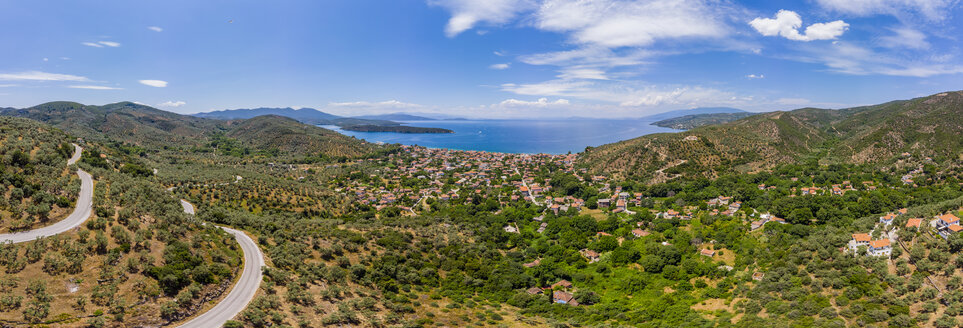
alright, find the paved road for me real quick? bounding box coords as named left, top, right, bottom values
left=0, top=145, right=93, bottom=244
left=67, top=143, right=82, bottom=165
left=176, top=201, right=264, bottom=328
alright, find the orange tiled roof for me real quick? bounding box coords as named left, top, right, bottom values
left=852, top=233, right=871, bottom=242
left=869, top=239, right=890, bottom=248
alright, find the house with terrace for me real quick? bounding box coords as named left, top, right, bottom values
left=868, top=239, right=892, bottom=257
left=936, top=213, right=962, bottom=239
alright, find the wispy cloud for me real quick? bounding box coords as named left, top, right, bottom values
left=746, top=74, right=765, bottom=79
left=158, top=100, right=186, bottom=107
left=83, top=41, right=121, bottom=48
left=427, top=0, right=536, bottom=37
left=489, top=63, right=510, bottom=70
left=68, top=85, right=122, bottom=90
left=139, top=80, right=168, bottom=87
left=498, top=98, right=570, bottom=107
left=814, top=0, right=956, bottom=21
left=750, top=10, right=848, bottom=42
left=879, top=27, right=930, bottom=49
left=148, top=26, right=163, bottom=32
left=0, top=71, right=90, bottom=81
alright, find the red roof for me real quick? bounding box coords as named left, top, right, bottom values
left=852, top=234, right=871, bottom=242
left=940, top=213, right=960, bottom=225
left=869, top=239, right=890, bottom=248
left=906, top=218, right=923, bottom=228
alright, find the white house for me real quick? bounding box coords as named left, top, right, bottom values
left=868, top=239, right=892, bottom=257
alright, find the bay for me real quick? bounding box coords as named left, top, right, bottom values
left=322, top=119, right=680, bottom=154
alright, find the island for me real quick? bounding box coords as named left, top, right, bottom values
left=340, top=124, right=454, bottom=134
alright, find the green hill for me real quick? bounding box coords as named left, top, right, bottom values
left=3, top=102, right=382, bottom=158
left=651, top=112, right=757, bottom=130
left=225, top=115, right=378, bottom=158
left=580, top=91, right=963, bottom=181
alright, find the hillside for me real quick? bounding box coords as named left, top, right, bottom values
left=642, top=107, right=746, bottom=121
left=580, top=91, right=963, bottom=181
left=0, top=117, right=241, bottom=326
left=225, top=115, right=378, bottom=158
left=0, top=117, right=77, bottom=232
left=3, top=101, right=223, bottom=146
left=2, top=102, right=382, bottom=159
left=651, top=112, right=757, bottom=129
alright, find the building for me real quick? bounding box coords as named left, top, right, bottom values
left=631, top=229, right=649, bottom=238
left=580, top=249, right=600, bottom=263
left=879, top=213, right=897, bottom=226
left=868, top=239, right=892, bottom=257
left=553, top=291, right=579, bottom=306
left=936, top=213, right=962, bottom=239
left=851, top=233, right=871, bottom=250
left=906, top=218, right=923, bottom=229
left=700, top=249, right=715, bottom=257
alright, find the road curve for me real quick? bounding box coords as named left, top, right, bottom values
left=176, top=201, right=264, bottom=328
left=0, top=144, right=93, bottom=244
left=67, top=143, right=82, bottom=166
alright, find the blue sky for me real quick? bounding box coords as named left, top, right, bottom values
left=1, top=0, right=961, bottom=118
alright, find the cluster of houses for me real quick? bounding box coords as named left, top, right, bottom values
left=340, top=145, right=580, bottom=212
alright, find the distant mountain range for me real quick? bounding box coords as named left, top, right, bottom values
left=580, top=91, right=963, bottom=182
left=641, top=107, right=747, bottom=121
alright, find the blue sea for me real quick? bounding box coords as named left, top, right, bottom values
left=322, top=119, right=680, bottom=154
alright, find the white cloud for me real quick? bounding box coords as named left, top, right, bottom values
left=148, top=26, right=163, bottom=32
left=83, top=41, right=121, bottom=48
left=501, top=79, right=744, bottom=108
left=158, top=101, right=186, bottom=107
left=0, top=71, right=90, bottom=81
left=0, top=84, right=18, bottom=87
left=498, top=98, right=570, bottom=107
left=746, top=74, right=765, bottom=79
left=750, top=10, right=848, bottom=41
left=787, top=41, right=963, bottom=77
left=490, top=63, right=510, bottom=70
left=535, top=0, right=729, bottom=47
left=328, top=100, right=423, bottom=109
left=68, top=85, right=122, bottom=90
left=139, top=80, right=168, bottom=87
left=427, top=0, right=536, bottom=37
left=557, top=68, right=608, bottom=80
left=879, top=27, right=930, bottom=49
left=814, top=0, right=956, bottom=21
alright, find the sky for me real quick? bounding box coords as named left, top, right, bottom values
left=1, top=0, right=962, bottom=118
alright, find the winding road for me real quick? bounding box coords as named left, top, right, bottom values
left=0, top=144, right=93, bottom=244
left=176, top=200, right=264, bottom=328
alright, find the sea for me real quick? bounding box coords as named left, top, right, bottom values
left=321, top=119, right=680, bottom=155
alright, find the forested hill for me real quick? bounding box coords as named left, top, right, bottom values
left=651, top=112, right=757, bottom=130
left=224, top=115, right=379, bottom=158
left=3, top=101, right=220, bottom=146
left=580, top=91, right=963, bottom=181
left=2, top=102, right=384, bottom=159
